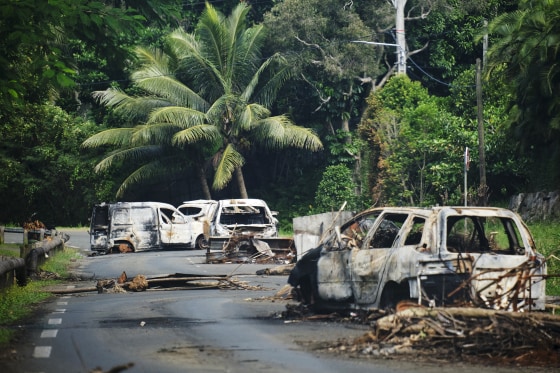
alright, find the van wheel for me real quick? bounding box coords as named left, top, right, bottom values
left=196, top=235, right=209, bottom=250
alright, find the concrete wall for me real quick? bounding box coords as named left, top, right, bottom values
left=292, top=211, right=355, bottom=258
left=509, top=191, right=560, bottom=222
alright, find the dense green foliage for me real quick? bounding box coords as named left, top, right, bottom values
left=0, top=0, right=559, bottom=228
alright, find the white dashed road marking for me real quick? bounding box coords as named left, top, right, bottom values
left=48, top=318, right=62, bottom=325
left=33, top=346, right=52, bottom=358
left=41, top=329, right=58, bottom=338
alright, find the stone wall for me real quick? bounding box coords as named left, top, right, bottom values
left=508, top=191, right=560, bottom=222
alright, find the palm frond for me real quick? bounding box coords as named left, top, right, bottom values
left=168, top=28, right=226, bottom=100
left=131, top=123, right=180, bottom=145
left=212, top=144, right=245, bottom=190
left=92, top=88, right=171, bottom=120
left=253, top=115, right=323, bottom=151
left=82, top=128, right=136, bottom=148
left=133, top=73, right=209, bottom=111
left=173, top=124, right=222, bottom=145
left=94, top=145, right=163, bottom=172
left=148, top=106, right=207, bottom=128
left=115, top=158, right=183, bottom=198
left=134, top=47, right=172, bottom=76
left=198, top=3, right=228, bottom=73
left=205, top=94, right=238, bottom=127
left=241, top=54, right=292, bottom=106
left=238, top=103, right=270, bottom=131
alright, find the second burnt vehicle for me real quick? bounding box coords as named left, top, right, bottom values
left=89, top=202, right=199, bottom=254
left=288, top=206, right=547, bottom=312
left=205, top=199, right=294, bottom=261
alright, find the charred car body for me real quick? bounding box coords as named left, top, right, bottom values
left=289, top=206, right=547, bottom=312
left=206, top=199, right=294, bottom=261
left=89, top=202, right=198, bottom=253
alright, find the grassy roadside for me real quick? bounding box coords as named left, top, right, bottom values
left=527, top=221, right=560, bottom=296
left=0, top=246, right=82, bottom=345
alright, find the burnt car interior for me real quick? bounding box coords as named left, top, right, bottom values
left=446, top=216, right=525, bottom=255
left=219, top=205, right=269, bottom=225
left=369, top=214, right=407, bottom=248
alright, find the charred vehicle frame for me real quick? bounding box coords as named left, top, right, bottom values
left=289, top=206, right=547, bottom=312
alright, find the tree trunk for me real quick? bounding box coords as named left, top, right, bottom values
left=235, top=167, right=248, bottom=198
left=197, top=166, right=212, bottom=200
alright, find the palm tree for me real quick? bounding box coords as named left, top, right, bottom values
left=83, top=2, right=322, bottom=199
left=485, top=0, right=560, bottom=142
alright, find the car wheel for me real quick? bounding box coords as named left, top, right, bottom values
left=196, top=235, right=209, bottom=250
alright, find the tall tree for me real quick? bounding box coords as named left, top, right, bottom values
left=484, top=0, right=560, bottom=189
left=83, top=3, right=322, bottom=199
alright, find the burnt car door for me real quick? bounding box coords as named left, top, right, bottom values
left=315, top=211, right=381, bottom=304
left=89, top=203, right=110, bottom=253
left=349, top=212, right=410, bottom=305
left=158, top=206, right=195, bottom=248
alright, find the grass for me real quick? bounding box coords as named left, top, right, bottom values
left=0, top=246, right=81, bottom=345
left=0, top=244, right=20, bottom=257
left=527, top=220, right=560, bottom=297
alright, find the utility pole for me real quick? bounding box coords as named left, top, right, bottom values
left=476, top=58, right=488, bottom=206
left=392, top=0, right=407, bottom=74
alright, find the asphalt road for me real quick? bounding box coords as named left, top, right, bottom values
left=1, top=230, right=542, bottom=373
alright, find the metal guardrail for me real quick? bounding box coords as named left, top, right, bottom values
left=0, top=226, right=69, bottom=289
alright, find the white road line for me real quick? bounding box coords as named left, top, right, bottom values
left=53, top=309, right=66, bottom=313
left=48, top=318, right=62, bottom=325
left=66, top=285, right=75, bottom=289
left=57, top=301, right=68, bottom=305
left=40, top=329, right=58, bottom=338
left=33, top=346, right=52, bottom=358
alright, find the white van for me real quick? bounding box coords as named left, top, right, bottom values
left=89, top=201, right=198, bottom=253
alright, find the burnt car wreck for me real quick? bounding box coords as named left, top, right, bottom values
left=288, top=206, right=547, bottom=312
left=206, top=199, right=294, bottom=263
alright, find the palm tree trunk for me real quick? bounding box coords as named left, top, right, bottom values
left=197, top=166, right=212, bottom=200
left=235, top=167, right=248, bottom=198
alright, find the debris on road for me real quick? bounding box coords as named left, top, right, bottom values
left=48, top=273, right=269, bottom=294
left=206, top=234, right=295, bottom=264
left=89, top=362, right=134, bottom=373
left=256, top=263, right=295, bottom=276
left=280, top=298, right=560, bottom=368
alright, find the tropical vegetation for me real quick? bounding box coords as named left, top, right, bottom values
left=0, top=0, right=558, bottom=231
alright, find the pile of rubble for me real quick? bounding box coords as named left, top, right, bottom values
left=281, top=301, right=560, bottom=368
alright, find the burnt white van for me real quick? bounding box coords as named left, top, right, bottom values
left=88, top=201, right=198, bottom=253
